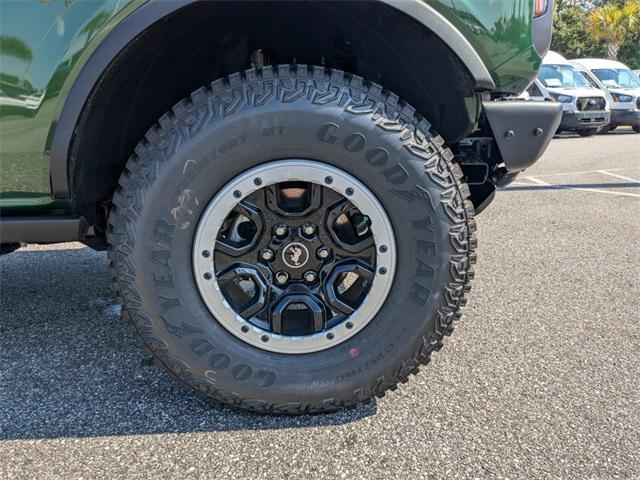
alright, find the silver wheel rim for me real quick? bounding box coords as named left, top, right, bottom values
left=193, top=160, right=396, bottom=354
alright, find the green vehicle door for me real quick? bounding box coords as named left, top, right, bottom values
left=0, top=0, right=136, bottom=211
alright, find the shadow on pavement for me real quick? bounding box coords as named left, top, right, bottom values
left=500, top=182, right=640, bottom=192
left=0, top=247, right=375, bottom=441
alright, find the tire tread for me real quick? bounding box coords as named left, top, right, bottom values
left=107, top=65, right=477, bottom=414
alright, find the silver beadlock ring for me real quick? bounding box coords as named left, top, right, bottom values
left=193, top=160, right=397, bottom=354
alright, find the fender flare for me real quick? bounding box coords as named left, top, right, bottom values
left=379, top=0, right=494, bottom=90
left=50, top=0, right=193, bottom=198
left=51, top=0, right=494, bottom=198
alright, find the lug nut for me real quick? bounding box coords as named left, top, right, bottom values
left=317, top=246, right=330, bottom=259
left=275, top=271, right=289, bottom=285
left=302, top=224, right=315, bottom=236
left=261, top=248, right=274, bottom=261
left=274, top=225, right=287, bottom=237
left=303, top=271, right=317, bottom=283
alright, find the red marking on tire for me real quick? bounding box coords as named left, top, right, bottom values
left=348, top=347, right=359, bottom=358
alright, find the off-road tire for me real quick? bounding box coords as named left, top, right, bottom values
left=108, top=65, right=476, bottom=414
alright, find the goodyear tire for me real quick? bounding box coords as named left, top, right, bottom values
left=108, top=65, right=476, bottom=413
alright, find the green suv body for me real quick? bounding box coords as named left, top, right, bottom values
left=1, top=0, right=555, bottom=214
left=0, top=1, right=560, bottom=412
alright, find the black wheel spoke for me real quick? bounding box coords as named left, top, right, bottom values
left=215, top=183, right=377, bottom=336
left=324, top=199, right=375, bottom=254
left=330, top=233, right=374, bottom=255
left=214, top=247, right=258, bottom=272
left=270, top=294, right=325, bottom=335
left=265, top=182, right=323, bottom=217
left=323, top=261, right=374, bottom=316
left=215, top=201, right=264, bottom=256
left=305, top=183, right=324, bottom=212
left=216, top=265, right=269, bottom=319
left=196, top=161, right=392, bottom=352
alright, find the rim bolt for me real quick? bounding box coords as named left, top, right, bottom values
left=261, top=248, right=274, bottom=261
left=275, top=271, right=289, bottom=285
left=274, top=225, right=288, bottom=237
left=317, top=246, right=330, bottom=259
left=303, top=271, right=317, bottom=283
left=302, top=224, right=315, bottom=237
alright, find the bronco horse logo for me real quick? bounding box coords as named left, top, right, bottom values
left=289, top=246, right=303, bottom=265
left=283, top=243, right=309, bottom=268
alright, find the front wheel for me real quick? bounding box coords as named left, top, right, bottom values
left=577, top=128, right=598, bottom=137
left=108, top=65, right=476, bottom=413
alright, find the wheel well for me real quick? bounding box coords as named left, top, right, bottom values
left=69, top=0, right=477, bottom=227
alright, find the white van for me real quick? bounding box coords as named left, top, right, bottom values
left=571, top=58, right=640, bottom=133
left=524, top=51, right=610, bottom=136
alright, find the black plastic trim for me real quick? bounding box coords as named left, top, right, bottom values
left=50, top=0, right=495, bottom=199
left=560, top=111, right=611, bottom=130
left=483, top=100, right=562, bottom=172
left=532, top=0, right=554, bottom=58
left=50, top=0, right=193, bottom=198
left=610, top=109, right=640, bottom=127
left=0, top=216, right=86, bottom=244
left=379, top=0, right=494, bottom=90
left=473, top=186, right=496, bottom=215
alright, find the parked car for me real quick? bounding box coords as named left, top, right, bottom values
left=571, top=58, right=640, bottom=133
left=0, top=0, right=560, bottom=413
left=523, top=51, right=610, bottom=136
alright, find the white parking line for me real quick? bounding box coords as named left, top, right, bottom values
left=597, top=170, right=640, bottom=184
left=524, top=176, right=550, bottom=185
left=527, top=167, right=640, bottom=178
left=522, top=176, right=640, bottom=198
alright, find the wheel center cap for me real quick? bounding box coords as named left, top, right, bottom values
left=282, top=242, right=309, bottom=269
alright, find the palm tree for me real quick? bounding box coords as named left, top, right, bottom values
left=588, top=0, right=639, bottom=60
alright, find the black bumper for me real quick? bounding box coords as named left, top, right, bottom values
left=483, top=100, right=562, bottom=172
left=560, top=110, right=610, bottom=130
left=610, top=109, right=640, bottom=127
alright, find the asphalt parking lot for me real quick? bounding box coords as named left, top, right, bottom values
left=1, top=129, right=639, bottom=479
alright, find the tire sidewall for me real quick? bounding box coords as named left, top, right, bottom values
left=120, top=85, right=466, bottom=406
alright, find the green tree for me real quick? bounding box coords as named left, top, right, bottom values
left=588, top=0, right=639, bottom=59
left=551, top=4, right=605, bottom=58
left=552, top=0, right=640, bottom=67
left=618, top=23, right=640, bottom=68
